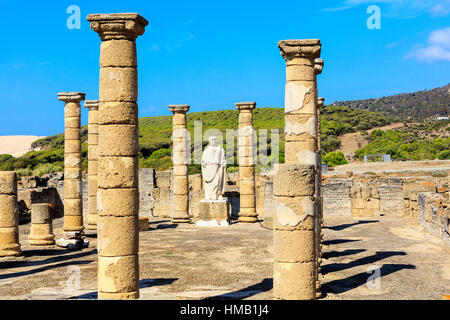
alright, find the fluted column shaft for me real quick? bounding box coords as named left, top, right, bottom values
left=170, top=105, right=191, bottom=223
left=88, top=12, right=148, bottom=300
left=236, top=102, right=258, bottom=223
left=58, top=92, right=85, bottom=234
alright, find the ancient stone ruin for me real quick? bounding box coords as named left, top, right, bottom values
left=0, top=12, right=448, bottom=302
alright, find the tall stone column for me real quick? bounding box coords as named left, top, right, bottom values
left=314, top=59, right=324, bottom=298
left=58, top=92, right=85, bottom=234
left=236, top=102, right=258, bottom=223
left=274, top=39, right=321, bottom=300
left=88, top=13, right=148, bottom=300
left=316, top=96, right=325, bottom=279
left=0, top=172, right=21, bottom=256
left=170, top=105, right=191, bottom=224
left=85, top=100, right=99, bottom=231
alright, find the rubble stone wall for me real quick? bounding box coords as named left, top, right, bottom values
left=16, top=168, right=449, bottom=245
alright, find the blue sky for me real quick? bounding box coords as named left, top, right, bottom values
left=0, top=0, right=449, bottom=136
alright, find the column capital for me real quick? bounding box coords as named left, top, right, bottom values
left=317, top=97, right=325, bottom=108
left=84, top=100, right=99, bottom=110
left=87, top=13, right=148, bottom=41
left=58, top=92, right=86, bottom=103
left=169, top=105, right=190, bottom=114
left=235, top=102, right=256, bottom=111
left=315, top=59, right=324, bottom=75
left=278, top=39, right=321, bottom=61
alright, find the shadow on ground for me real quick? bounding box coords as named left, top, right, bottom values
left=322, top=249, right=366, bottom=259
left=325, top=220, right=379, bottom=231
left=204, top=278, right=273, bottom=300
left=323, top=239, right=361, bottom=245
left=322, top=251, right=407, bottom=275
left=0, top=249, right=97, bottom=271
left=321, top=263, right=416, bottom=295
left=70, top=278, right=178, bottom=300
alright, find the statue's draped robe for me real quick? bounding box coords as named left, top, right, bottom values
left=201, top=145, right=226, bottom=200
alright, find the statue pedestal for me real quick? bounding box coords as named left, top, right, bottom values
left=197, top=200, right=230, bottom=227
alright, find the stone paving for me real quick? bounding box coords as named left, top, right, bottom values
left=0, top=215, right=448, bottom=300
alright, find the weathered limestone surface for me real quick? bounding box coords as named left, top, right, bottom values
left=236, top=102, right=258, bottom=223
left=197, top=200, right=230, bottom=226
left=314, top=59, right=324, bottom=297
left=274, top=39, right=321, bottom=300
left=418, top=192, right=449, bottom=245
left=85, top=100, right=99, bottom=230
left=88, top=12, right=148, bottom=300
left=322, top=180, right=353, bottom=216
left=170, top=105, right=191, bottom=223
left=0, top=171, right=21, bottom=256
left=139, top=168, right=155, bottom=217
left=58, top=92, right=85, bottom=233
left=29, top=203, right=55, bottom=245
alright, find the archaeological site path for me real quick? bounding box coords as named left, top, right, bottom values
left=0, top=214, right=448, bottom=300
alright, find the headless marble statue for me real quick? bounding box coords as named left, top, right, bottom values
left=202, top=136, right=226, bottom=200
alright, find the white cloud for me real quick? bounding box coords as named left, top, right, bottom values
left=386, top=41, right=398, bottom=48
left=428, top=1, right=450, bottom=16
left=406, top=27, right=450, bottom=61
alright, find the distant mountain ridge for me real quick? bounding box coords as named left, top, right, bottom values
left=334, top=84, right=450, bottom=121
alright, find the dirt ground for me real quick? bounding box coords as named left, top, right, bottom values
left=0, top=214, right=448, bottom=300
left=338, top=123, right=405, bottom=160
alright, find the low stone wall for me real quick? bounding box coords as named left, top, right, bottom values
left=321, top=170, right=449, bottom=245
left=418, top=192, right=449, bottom=246
left=16, top=167, right=449, bottom=245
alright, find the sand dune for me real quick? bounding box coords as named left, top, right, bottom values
left=0, top=136, right=45, bottom=157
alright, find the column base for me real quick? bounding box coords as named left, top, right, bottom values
left=98, top=291, right=140, bottom=300
left=0, top=247, right=21, bottom=257
left=238, top=216, right=258, bottom=223
left=63, top=215, right=85, bottom=234
left=29, top=239, right=56, bottom=246
left=171, top=218, right=191, bottom=224
left=86, top=224, right=97, bottom=231
left=238, top=208, right=258, bottom=223
left=87, top=214, right=98, bottom=231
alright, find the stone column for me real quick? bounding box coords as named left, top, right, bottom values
left=236, top=102, right=258, bottom=223
left=314, top=58, right=324, bottom=298
left=170, top=105, right=191, bottom=224
left=29, top=203, right=55, bottom=246
left=0, top=172, right=21, bottom=256
left=274, top=39, right=321, bottom=300
left=316, top=96, right=325, bottom=298
left=58, top=92, right=85, bottom=234
left=88, top=13, right=148, bottom=300
left=85, top=100, right=99, bottom=231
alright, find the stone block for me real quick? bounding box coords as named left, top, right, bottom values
left=197, top=200, right=230, bottom=226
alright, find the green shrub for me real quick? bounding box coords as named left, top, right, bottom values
left=150, top=148, right=172, bottom=159
left=323, top=151, right=348, bottom=166
left=16, top=168, right=33, bottom=179
left=33, top=163, right=63, bottom=177
left=437, top=150, right=450, bottom=160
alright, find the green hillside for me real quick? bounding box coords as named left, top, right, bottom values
left=334, top=84, right=450, bottom=121
left=2, top=106, right=393, bottom=176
